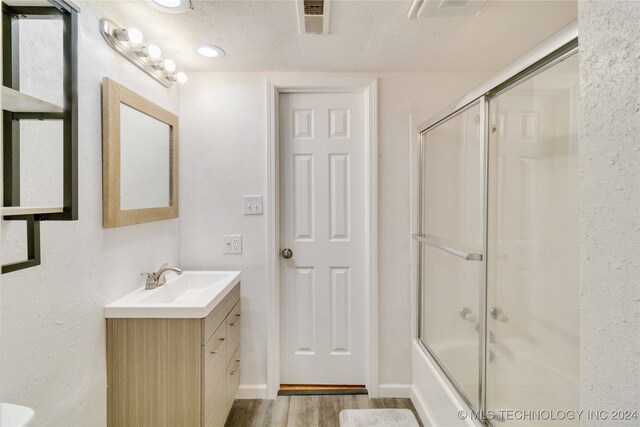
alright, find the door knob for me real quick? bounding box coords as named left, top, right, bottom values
left=281, top=248, right=293, bottom=259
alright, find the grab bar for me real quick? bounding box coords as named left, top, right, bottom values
left=412, top=234, right=483, bottom=261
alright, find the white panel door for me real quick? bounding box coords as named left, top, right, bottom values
left=279, top=92, right=365, bottom=385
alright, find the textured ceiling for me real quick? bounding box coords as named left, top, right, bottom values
left=98, top=0, right=577, bottom=72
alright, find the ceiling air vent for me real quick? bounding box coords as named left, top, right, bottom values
left=408, top=0, right=487, bottom=18
left=304, top=0, right=324, bottom=15
left=297, top=0, right=330, bottom=34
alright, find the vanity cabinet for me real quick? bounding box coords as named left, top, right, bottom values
left=107, top=283, right=241, bottom=427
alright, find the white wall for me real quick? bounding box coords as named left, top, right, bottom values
left=578, top=1, right=640, bottom=423
left=0, top=3, right=181, bottom=426
left=178, top=71, right=489, bottom=391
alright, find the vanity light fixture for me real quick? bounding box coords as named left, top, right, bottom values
left=149, top=0, right=193, bottom=13
left=100, top=19, right=185, bottom=88
left=196, top=43, right=226, bottom=59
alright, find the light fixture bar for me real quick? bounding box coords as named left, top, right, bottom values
left=99, top=19, right=173, bottom=88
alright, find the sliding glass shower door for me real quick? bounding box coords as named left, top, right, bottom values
left=486, top=53, right=579, bottom=425
left=418, top=100, right=486, bottom=410
left=416, top=44, right=579, bottom=426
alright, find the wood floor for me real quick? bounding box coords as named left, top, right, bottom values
left=224, top=395, right=423, bottom=427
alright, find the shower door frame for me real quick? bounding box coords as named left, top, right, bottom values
left=413, top=22, right=578, bottom=426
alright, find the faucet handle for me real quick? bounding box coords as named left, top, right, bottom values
left=140, top=272, right=157, bottom=289
left=157, top=263, right=168, bottom=272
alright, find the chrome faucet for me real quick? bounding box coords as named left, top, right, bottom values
left=141, top=263, right=183, bottom=290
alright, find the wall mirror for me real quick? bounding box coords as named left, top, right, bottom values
left=102, top=78, right=179, bottom=228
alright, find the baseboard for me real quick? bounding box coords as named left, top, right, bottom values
left=236, top=384, right=268, bottom=399
left=238, top=383, right=411, bottom=400
left=377, top=383, right=412, bottom=398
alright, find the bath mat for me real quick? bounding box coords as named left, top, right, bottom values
left=339, top=409, right=419, bottom=427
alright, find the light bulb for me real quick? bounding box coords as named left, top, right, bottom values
left=164, top=59, right=176, bottom=73
left=148, top=44, right=162, bottom=60
left=128, top=28, right=144, bottom=45
left=177, top=72, right=188, bottom=84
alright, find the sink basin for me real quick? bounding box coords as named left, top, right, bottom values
left=105, top=271, right=241, bottom=318
left=0, top=403, right=34, bottom=427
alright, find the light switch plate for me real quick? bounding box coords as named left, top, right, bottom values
left=243, top=195, right=263, bottom=215
left=223, top=235, right=242, bottom=254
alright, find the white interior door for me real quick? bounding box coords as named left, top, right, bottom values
left=279, top=92, right=365, bottom=385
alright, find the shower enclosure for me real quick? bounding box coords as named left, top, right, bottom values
left=415, top=27, right=579, bottom=426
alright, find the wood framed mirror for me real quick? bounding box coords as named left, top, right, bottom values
left=102, top=78, right=179, bottom=228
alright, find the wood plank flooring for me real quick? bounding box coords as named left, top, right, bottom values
left=224, top=395, right=423, bottom=427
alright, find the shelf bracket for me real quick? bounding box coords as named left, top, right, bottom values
left=1, top=215, right=41, bottom=274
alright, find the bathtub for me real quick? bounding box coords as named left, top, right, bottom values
left=411, top=339, right=579, bottom=426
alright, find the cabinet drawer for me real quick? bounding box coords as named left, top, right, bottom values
left=226, top=346, right=241, bottom=404
left=203, top=283, right=240, bottom=344
left=205, top=323, right=227, bottom=374
left=226, top=301, right=241, bottom=362
left=203, top=324, right=227, bottom=427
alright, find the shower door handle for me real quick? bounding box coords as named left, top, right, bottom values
left=412, top=234, right=483, bottom=261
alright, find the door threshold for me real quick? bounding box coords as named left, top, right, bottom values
left=278, top=384, right=368, bottom=396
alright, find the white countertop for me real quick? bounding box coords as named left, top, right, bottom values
left=104, top=271, right=241, bottom=318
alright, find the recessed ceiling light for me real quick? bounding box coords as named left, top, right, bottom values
left=148, top=0, right=191, bottom=13
left=196, top=44, right=226, bottom=59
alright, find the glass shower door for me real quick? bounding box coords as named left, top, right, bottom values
left=418, top=100, right=486, bottom=410
left=486, top=52, right=579, bottom=425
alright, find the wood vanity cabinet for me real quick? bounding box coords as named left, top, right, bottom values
left=107, top=283, right=241, bottom=427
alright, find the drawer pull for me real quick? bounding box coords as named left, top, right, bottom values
left=229, top=359, right=240, bottom=375
left=229, top=313, right=241, bottom=327
left=211, top=337, right=225, bottom=354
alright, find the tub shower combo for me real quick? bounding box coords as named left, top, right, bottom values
left=414, top=23, right=579, bottom=426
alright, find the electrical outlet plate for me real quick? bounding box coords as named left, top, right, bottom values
left=223, top=235, right=242, bottom=254
left=243, top=195, right=263, bottom=215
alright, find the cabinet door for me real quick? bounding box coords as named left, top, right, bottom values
left=203, top=324, right=228, bottom=427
